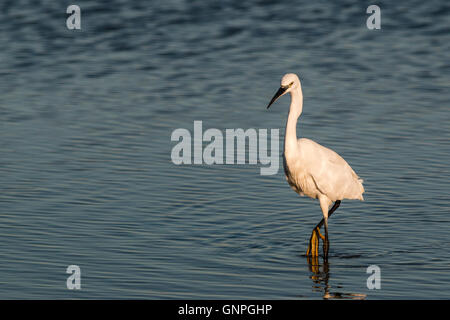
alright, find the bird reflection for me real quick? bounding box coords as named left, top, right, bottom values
left=306, top=255, right=367, bottom=300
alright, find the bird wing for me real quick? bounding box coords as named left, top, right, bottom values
left=298, top=138, right=364, bottom=201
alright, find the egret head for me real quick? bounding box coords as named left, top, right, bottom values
left=267, top=73, right=301, bottom=109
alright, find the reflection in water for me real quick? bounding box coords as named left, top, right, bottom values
left=306, top=256, right=367, bottom=300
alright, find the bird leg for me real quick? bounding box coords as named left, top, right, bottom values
left=306, top=223, right=325, bottom=257
left=323, top=218, right=329, bottom=261
left=306, top=201, right=341, bottom=258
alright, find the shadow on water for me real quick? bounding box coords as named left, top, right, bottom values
left=306, top=255, right=367, bottom=300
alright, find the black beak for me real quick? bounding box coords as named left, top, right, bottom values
left=267, top=87, right=287, bottom=109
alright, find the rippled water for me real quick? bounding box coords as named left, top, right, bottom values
left=0, top=0, right=449, bottom=299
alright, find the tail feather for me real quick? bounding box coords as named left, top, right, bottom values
left=357, top=178, right=365, bottom=201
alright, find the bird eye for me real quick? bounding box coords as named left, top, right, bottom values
left=289, top=82, right=294, bottom=87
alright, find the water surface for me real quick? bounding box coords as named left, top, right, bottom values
left=0, top=0, right=449, bottom=299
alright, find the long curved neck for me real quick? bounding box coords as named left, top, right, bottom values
left=284, top=86, right=303, bottom=157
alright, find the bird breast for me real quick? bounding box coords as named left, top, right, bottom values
left=283, top=153, right=319, bottom=199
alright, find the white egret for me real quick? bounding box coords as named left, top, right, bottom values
left=267, top=73, right=364, bottom=259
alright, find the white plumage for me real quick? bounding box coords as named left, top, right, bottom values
left=267, top=73, right=364, bottom=258
left=284, top=138, right=364, bottom=203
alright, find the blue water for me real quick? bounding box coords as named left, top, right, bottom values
left=0, top=0, right=449, bottom=299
